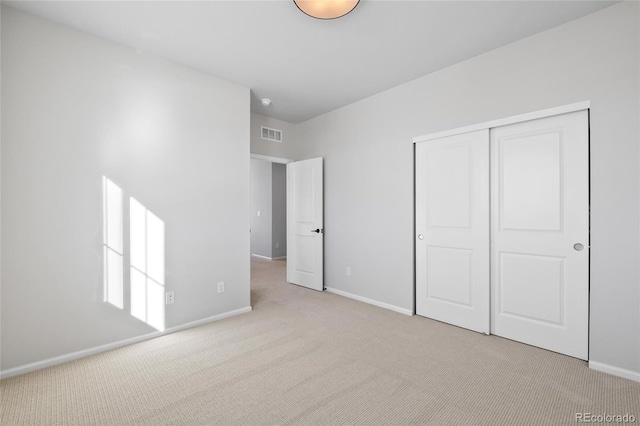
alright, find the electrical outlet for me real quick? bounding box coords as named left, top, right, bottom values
left=275, top=242, right=280, bottom=249
left=166, top=291, right=175, bottom=305
left=217, top=281, right=225, bottom=293
left=257, top=210, right=261, bottom=217
left=346, top=267, right=351, bottom=277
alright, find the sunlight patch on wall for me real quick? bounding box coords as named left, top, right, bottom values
left=103, top=177, right=124, bottom=309
left=130, top=197, right=165, bottom=331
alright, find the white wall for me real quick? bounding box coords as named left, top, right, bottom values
left=250, top=159, right=273, bottom=258
left=0, top=5, right=3, bottom=373
left=296, top=2, right=640, bottom=375
left=250, top=113, right=297, bottom=160
left=1, top=7, right=250, bottom=372
left=272, top=163, right=287, bottom=259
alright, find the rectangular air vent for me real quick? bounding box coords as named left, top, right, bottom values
left=261, top=126, right=282, bottom=142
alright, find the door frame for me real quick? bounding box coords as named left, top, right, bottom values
left=413, top=101, right=590, bottom=144
left=250, top=153, right=294, bottom=165
left=412, top=100, right=591, bottom=350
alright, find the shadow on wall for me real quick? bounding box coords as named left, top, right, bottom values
left=103, top=176, right=166, bottom=331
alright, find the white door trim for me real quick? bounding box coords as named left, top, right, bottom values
left=413, top=101, right=590, bottom=144
left=250, top=153, right=294, bottom=164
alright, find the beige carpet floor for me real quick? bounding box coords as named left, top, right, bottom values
left=1, top=257, right=639, bottom=425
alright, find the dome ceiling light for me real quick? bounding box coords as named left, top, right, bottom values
left=293, top=0, right=360, bottom=20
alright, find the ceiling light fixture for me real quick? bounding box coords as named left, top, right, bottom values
left=293, top=0, right=360, bottom=20
left=261, top=98, right=272, bottom=107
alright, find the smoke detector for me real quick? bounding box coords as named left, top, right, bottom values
left=260, top=98, right=272, bottom=107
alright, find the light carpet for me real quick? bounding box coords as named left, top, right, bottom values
left=1, top=257, right=639, bottom=425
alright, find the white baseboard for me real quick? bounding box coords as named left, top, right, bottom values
left=325, top=287, right=413, bottom=316
left=589, top=360, right=640, bottom=382
left=251, top=254, right=286, bottom=261
left=251, top=254, right=272, bottom=260
left=0, top=306, right=252, bottom=380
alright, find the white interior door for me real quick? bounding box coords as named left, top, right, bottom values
left=416, top=130, right=490, bottom=334
left=287, top=158, right=324, bottom=291
left=491, top=110, right=589, bottom=360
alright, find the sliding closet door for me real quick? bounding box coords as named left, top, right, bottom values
left=490, top=110, right=589, bottom=360
left=416, top=130, right=490, bottom=334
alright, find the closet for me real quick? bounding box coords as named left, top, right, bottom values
left=415, top=108, right=589, bottom=360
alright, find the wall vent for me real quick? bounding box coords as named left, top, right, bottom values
left=261, top=126, right=282, bottom=142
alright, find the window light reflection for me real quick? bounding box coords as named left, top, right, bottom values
left=130, top=197, right=165, bottom=331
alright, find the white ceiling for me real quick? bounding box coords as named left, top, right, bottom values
left=6, top=0, right=616, bottom=124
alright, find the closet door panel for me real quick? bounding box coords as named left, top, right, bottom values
left=491, top=110, right=589, bottom=360
left=416, top=130, right=490, bottom=334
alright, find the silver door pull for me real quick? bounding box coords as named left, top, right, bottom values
left=573, top=243, right=584, bottom=251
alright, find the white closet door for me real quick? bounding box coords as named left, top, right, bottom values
left=416, top=130, right=490, bottom=334
left=490, top=110, right=589, bottom=360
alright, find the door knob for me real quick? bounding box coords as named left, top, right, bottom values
left=418, top=234, right=424, bottom=240
left=573, top=243, right=584, bottom=251
left=311, top=229, right=323, bottom=234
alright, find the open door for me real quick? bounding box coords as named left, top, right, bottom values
left=287, top=158, right=324, bottom=291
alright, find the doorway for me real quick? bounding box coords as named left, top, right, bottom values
left=250, top=157, right=288, bottom=260
left=249, top=154, right=292, bottom=305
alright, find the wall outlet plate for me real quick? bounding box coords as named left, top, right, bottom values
left=166, top=291, right=175, bottom=305
left=217, top=282, right=225, bottom=293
